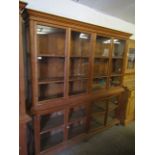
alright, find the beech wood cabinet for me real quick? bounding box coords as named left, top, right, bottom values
left=23, top=8, right=132, bottom=155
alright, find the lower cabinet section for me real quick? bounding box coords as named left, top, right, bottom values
left=34, top=94, right=123, bottom=155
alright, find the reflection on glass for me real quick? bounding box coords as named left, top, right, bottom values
left=71, top=31, right=91, bottom=57
left=95, top=36, right=111, bottom=57
left=113, top=39, right=125, bottom=57
left=37, top=25, right=66, bottom=56
left=127, top=48, right=135, bottom=69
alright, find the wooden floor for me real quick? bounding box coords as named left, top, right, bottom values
left=54, top=122, right=135, bottom=155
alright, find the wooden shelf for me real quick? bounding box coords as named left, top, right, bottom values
left=39, top=93, right=64, bottom=101
left=40, top=125, right=64, bottom=135
left=111, top=74, right=122, bottom=77
left=39, top=77, right=64, bottom=84
left=94, top=56, right=109, bottom=59
left=70, top=56, right=89, bottom=59
left=38, top=54, right=65, bottom=58
left=93, top=75, right=108, bottom=79
left=69, top=76, right=88, bottom=82
left=40, top=115, right=64, bottom=132
left=112, top=56, right=123, bottom=59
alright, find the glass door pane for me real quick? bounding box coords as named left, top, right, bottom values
left=36, top=25, right=66, bottom=101
left=40, top=128, right=64, bottom=151
left=93, top=36, right=111, bottom=91
left=69, top=31, right=91, bottom=95
left=90, top=99, right=108, bottom=130
left=110, top=39, right=125, bottom=87
left=127, top=48, right=135, bottom=69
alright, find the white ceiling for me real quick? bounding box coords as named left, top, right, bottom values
left=72, top=0, right=135, bottom=24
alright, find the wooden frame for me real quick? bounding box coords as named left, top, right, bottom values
left=19, top=1, right=31, bottom=155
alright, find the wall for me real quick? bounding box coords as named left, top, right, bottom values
left=21, top=0, right=135, bottom=39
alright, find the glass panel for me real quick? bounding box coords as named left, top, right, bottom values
left=94, top=59, right=109, bottom=76
left=90, top=115, right=105, bottom=130
left=69, top=105, right=86, bottom=121
left=111, top=59, right=123, bottom=74
left=68, top=120, right=86, bottom=139
left=69, top=80, right=88, bottom=95
left=110, top=76, right=122, bottom=87
left=37, top=25, right=66, bottom=56
left=70, top=58, right=89, bottom=78
left=90, top=99, right=107, bottom=130
left=92, top=77, right=107, bottom=91
left=71, top=31, right=91, bottom=57
left=40, top=128, right=64, bottom=151
left=38, top=57, right=64, bottom=82
left=107, top=110, right=116, bottom=124
left=39, top=83, right=64, bottom=101
left=40, top=111, right=64, bottom=132
left=112, top=39, right=125, bottom=57
left=108, top=96, right=119, bottom=111
left=127, top=48, right=135, bottom=69
left=95, top=36, right=111, bottom=57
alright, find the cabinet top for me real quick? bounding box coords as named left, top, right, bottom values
left=19, top=1, right=27, bottom=11
left=25, top=8, right=132, bottom=39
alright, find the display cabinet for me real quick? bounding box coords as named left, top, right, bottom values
left=24, top=8, right=131, bottom=155
left=19, top=2, right=32, bottom=155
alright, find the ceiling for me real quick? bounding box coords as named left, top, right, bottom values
left=72, top=0, right=135, bottom=24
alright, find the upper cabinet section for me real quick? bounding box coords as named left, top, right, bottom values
left=37, top=25, right=66, bottom=57
left=26, top=9, right=131, bottom=106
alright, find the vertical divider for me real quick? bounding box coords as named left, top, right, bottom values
left=108, top=37, right=114, bottom=88
left=34, top=115, right=41, bottom=154
left=121, top=39, right=129, bottom=85
left=64, top=28, right=71, bottom=98
left=88, top=33, right=96, bottom=92
left=30, top=21, right=38, bottom=106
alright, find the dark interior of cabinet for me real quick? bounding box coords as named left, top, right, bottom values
left=106, top=110, right=117, bottom=125
left=40, top=111, right=64, bottom=132
left=40, top=129, right=64, bottom=151
left=39, top=83, right=64, bottom=101
left=37, top=25, right=66, bottom=56
left=110, top=76, right=122, bottom=87
left=69, top=80, right=88, bottom=95
left=69, top=105, right=86, bottom=121
left=111, top=59, right=123, bottom=74
left=92, top=77, right=107, bottom=91
left=71, top=31, right=90, bottom=57
left=68, top=120, right=86, bottom=139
